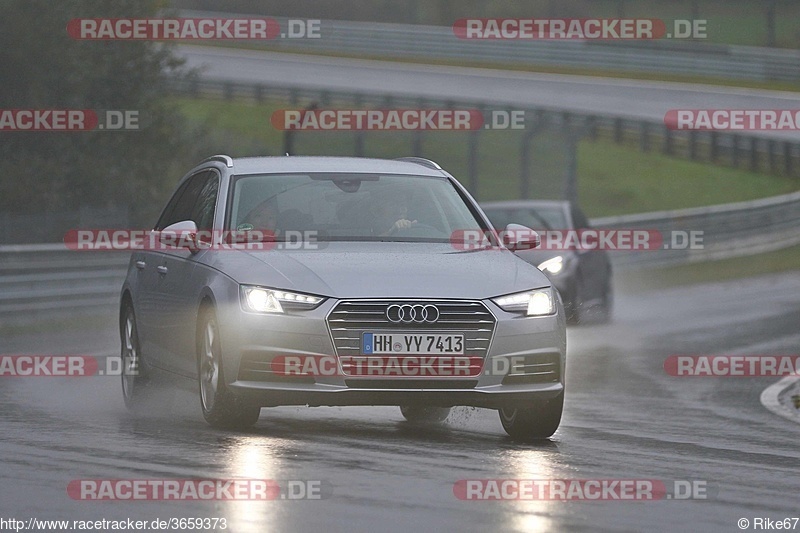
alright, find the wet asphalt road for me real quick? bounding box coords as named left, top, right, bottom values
left=1, top=271, right=799, bottom=532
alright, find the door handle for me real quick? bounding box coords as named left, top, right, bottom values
left=135, top=260, right=146, bottom=270
left=157, top=265, right=168, bottom=275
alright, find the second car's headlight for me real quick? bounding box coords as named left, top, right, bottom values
left=537, top=256, right=565, bottom=275
left=240, top=285, right=324, bottom=314
left=492, top=288, right=555, bottom=316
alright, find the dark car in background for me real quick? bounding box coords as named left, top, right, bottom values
left=481, top=200, right=613, bottom=324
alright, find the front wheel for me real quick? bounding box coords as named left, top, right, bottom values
left=400, top=405, right=451, bottom=424
left=499, top=392, right=564, bottom=441
left=197, top=306, right=261, bottom=430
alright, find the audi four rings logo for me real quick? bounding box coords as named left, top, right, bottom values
left=386, top=304, right=440, bottom=323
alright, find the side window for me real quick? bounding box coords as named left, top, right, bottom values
left=191, top=173, right=219, bottom=232
left=154, top=180, right=191, bottom=231
left=155, top=171, right=217, bottom=231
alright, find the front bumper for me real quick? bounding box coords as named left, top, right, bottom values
left=230, top=383, right=564, bottom=409
left=220, top=298, right=566, bottom=409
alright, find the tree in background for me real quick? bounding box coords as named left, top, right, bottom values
left=0, top=0, right=204, bottom=227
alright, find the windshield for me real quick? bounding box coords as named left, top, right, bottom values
left=228, top=173, right=485, bottom=242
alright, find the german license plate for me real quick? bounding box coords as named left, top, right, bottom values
left=362, top=332, right=464, bottom=355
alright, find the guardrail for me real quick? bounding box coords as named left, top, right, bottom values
left=180, top=10, right=800, bottom=83
left=592, top=189, right=800, bottom=267
left=2, top=190, right=798, bottom=324
left=0, top=245, right=128, bottom=324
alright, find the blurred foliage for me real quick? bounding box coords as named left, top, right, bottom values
left=0, top=0, right=211, bottom=226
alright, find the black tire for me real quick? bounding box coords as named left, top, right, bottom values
left=197, top=305, right=261, bottom=430
left=595, top=277, right=614, bottom=324
left=120, top=301, right=151, bottom=411
left=565, top=278, right=584, bottom=325
left=498, top=392, right=564, bottom=441
left=400, top=405, right=451, bottom=424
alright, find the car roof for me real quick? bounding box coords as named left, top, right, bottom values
left=481, top=200, right=570, bottom=210
left=227, top=156, right=447, bottom=177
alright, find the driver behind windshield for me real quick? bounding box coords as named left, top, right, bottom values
left=368, top=187, right=417, bottom=236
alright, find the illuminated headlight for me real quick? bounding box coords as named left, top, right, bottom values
left=240, top=286, right=324, bottom=313
left=492, top=288, right=555, bottom=316
left=537, top=256, right=564, bottom=275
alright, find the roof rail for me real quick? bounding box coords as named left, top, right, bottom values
left=202, top=154, right=234, bottom=168
left=395, top=157, right=442, bottom=170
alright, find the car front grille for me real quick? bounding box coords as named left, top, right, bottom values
left=326, top=299, right=496, bottom=374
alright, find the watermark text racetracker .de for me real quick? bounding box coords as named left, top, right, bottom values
left=0, top=355, right=96, bottom=377
left=271, top=354, right=484, bottom=378
left=665, top=355, right=800, bottom=377
left=67, top=17, right=321, bottom=40
left=665, top=109, right=800, bottom=131
left=450, top=228, right=704, bottom=251
left=68, top=478, right=329, bottom=501
left=0, top=355, right=131, bottom=377
left=271, top=108, right=528, bottom=130
left=271, top=354, right=551, bottom=379
left=63, top=229, right=322, bottom=251
left=452, top=18, right=707, bottom=40
left=0, top=109, right=139, bottom=131
left=453, top=479, right=710, bottom=500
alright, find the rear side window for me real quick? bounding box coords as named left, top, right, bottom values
left=155, top=171, right=219, bottom=231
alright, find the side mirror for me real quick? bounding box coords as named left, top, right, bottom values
left=502, top=223, right=540, bottom=251
left=159, top=220, right=198, bottom=249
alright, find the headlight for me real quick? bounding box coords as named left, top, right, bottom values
left=537, top=256, right=564, bottom=275
left=240, top=285, right=324, bottom=314
left=492, top=288, right=555, bottom=316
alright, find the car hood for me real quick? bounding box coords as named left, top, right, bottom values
left=204, top=242, right=551, bottom=299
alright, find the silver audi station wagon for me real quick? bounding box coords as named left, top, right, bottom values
left=120, top=155, right=567, bottom=440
